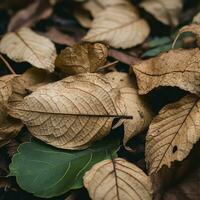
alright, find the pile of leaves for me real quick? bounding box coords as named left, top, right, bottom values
left=0, top=0, right=200, bottom=199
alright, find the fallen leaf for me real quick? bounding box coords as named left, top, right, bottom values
left=146, top=95, right=200, bottom=174
left=7, top=0, right=53, bottom=32
left=106, top=72, right=153, bottom=148
left=84, top=158, right=152, bottom=200
left=173, top=23, right=200, bottom=48
left=140, top=0, right=183, bottom=26
left=83, top=0, right=130, bottom=17
left=74, top=8, right=92, bottom=28
left=83, top=4, right=150, bottom=49
left=55, top=43, right=108, bottom=74
left=40, top=27, right=76, bottom=46
left=133, top=48, right=200, bottom=96
left=9, top=136, right=119, bottom=198
left=0, top=75, right=23, bottom=147
left=193, top=12, right=200, bottom=24
left=0, top=27, right=57, bottom=72
left=8, top=73, right=125, bottom=149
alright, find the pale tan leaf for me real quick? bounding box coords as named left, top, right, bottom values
left=173, top=24, right=200, bottom=48
left=140, top=0, right=183, bottom=26
left=84, top=158, right=152, bottom=200
left=83, top=0, right=130, bottom=17
left=146, top=95, right=200, bottom=174
left=8, top=73, right=125, bottom=150
left=0, top=27, right=57, bottom=72
left=193, top=12, right=200, bottom=24
left=133, top=48, right=200, bottom=96
left=0, top=75, right=23, bottom=147
left=74, top=8, right=92, bottom=28
left=83, top=4, right=150, bottom=49
left=55, top=43, right=108, bottom=74
left=106, top=72, right=153, bottom=148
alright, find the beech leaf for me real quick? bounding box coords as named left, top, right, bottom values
left=8, top=73, right=125, bottom=150
left=55, top=43, right=108, bottom=74
left=84, top=158, right=152, bottom=200
left=9, top=136, right=119, bottom=198
left=0, top=27, right=57, bottom=72
left=83, top=4, right=150, bottom=49
left=146, top=95, right=200, bottom=174
left=140, top=0, right=183, bottom=26
left=133, top=48, right=200, bottom=96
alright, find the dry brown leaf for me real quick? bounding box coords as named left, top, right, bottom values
left=173, top=24, right=200, bottom=48
left=83, top=0, right=130, bottom=18
left=55, top=43, right=108, bottom=74
left=84, top=158, right=152, bottom=200
left=193, top=12, right=200, bottom=24
left=0, top=75, right=23, bottom=147
left=133, top=48, right=200, bottom=96
left=140, top=0, right=183, bottom=26
left=7, top=0, right=52, bottom=32
left=146, top=95, right=200, bottom=175
left=106, top=72, right=153, bottom=148
left=0, top=27, right=57, bottom=72
left=8, top=73, right=125, bottom=150
left=83, top=4, right=150, bottom=49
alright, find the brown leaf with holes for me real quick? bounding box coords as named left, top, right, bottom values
left=146, top=95, right=200, bottom=174
left=55, top=43, right=108, bottom=74
left=0, top=27, right=57, bottom=72
left=83, top=4, right=150, bottom=49
left=84, top=158, right=152, bottom=200
left=106, top=72, right=153, bottom=149
left=133, top=48, right=200, bottom=96
left=7, top=0, right=52, bottom=32
left=140, top=0, right=183, bottom=26
left=0, top=75, right=23, bottom=147
left=8, top=73, right=126, bottom=150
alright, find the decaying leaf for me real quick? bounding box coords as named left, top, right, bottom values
left=7, top=0, right=52, bottom=32
left=8, top=73, right=125, bottom=149
left=146, top=95, right=200, bottom=174
left=0, top=27, right=57, bottom=72
left=55, top=43, right=108, bottom=74
left=84, top=158, right=152, bottom=200
left=106, top=72, right=153, bottom=148
left=133, top=48, right=200, bottom=96
left=0, top=75, right=23, bottom=147
left=173, top=23, right=200, bottom=48
left=83, top=4, right=150, bottom=49
left=9, top=137, right=119, bottom=198
left=140, top=0, right=183, bottom=26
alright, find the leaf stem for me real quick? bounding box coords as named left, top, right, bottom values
left=0, top=54, right=16, bottom=74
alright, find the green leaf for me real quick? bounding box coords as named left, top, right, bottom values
left=9, top=136, right=119, bottom=198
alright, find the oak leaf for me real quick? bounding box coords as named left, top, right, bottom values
left=84, top=158, right=152, bottom=200
left=106, top=72, right=153, bottom=148
left=83, top=4, right=150, bottom=49
left=8, top=73, right=125, bottom=150
left=55, top=43, right=108, bottom=74
left=0, top=27, right=57, bottom=72
left=146, top=95, right=200, bottom=174
left=133, top=48, right=200, bottom=96
left=140, top=0, right=183, bottom=26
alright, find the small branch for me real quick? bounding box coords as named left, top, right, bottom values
left=0, top=54, right=16, bottom=74
left=97, top=60, right=119, bottom=71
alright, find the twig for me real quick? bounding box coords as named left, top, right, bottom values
left=0, top=54, right=16, bottom=74
left=97, top=60, right=119, bottom=71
